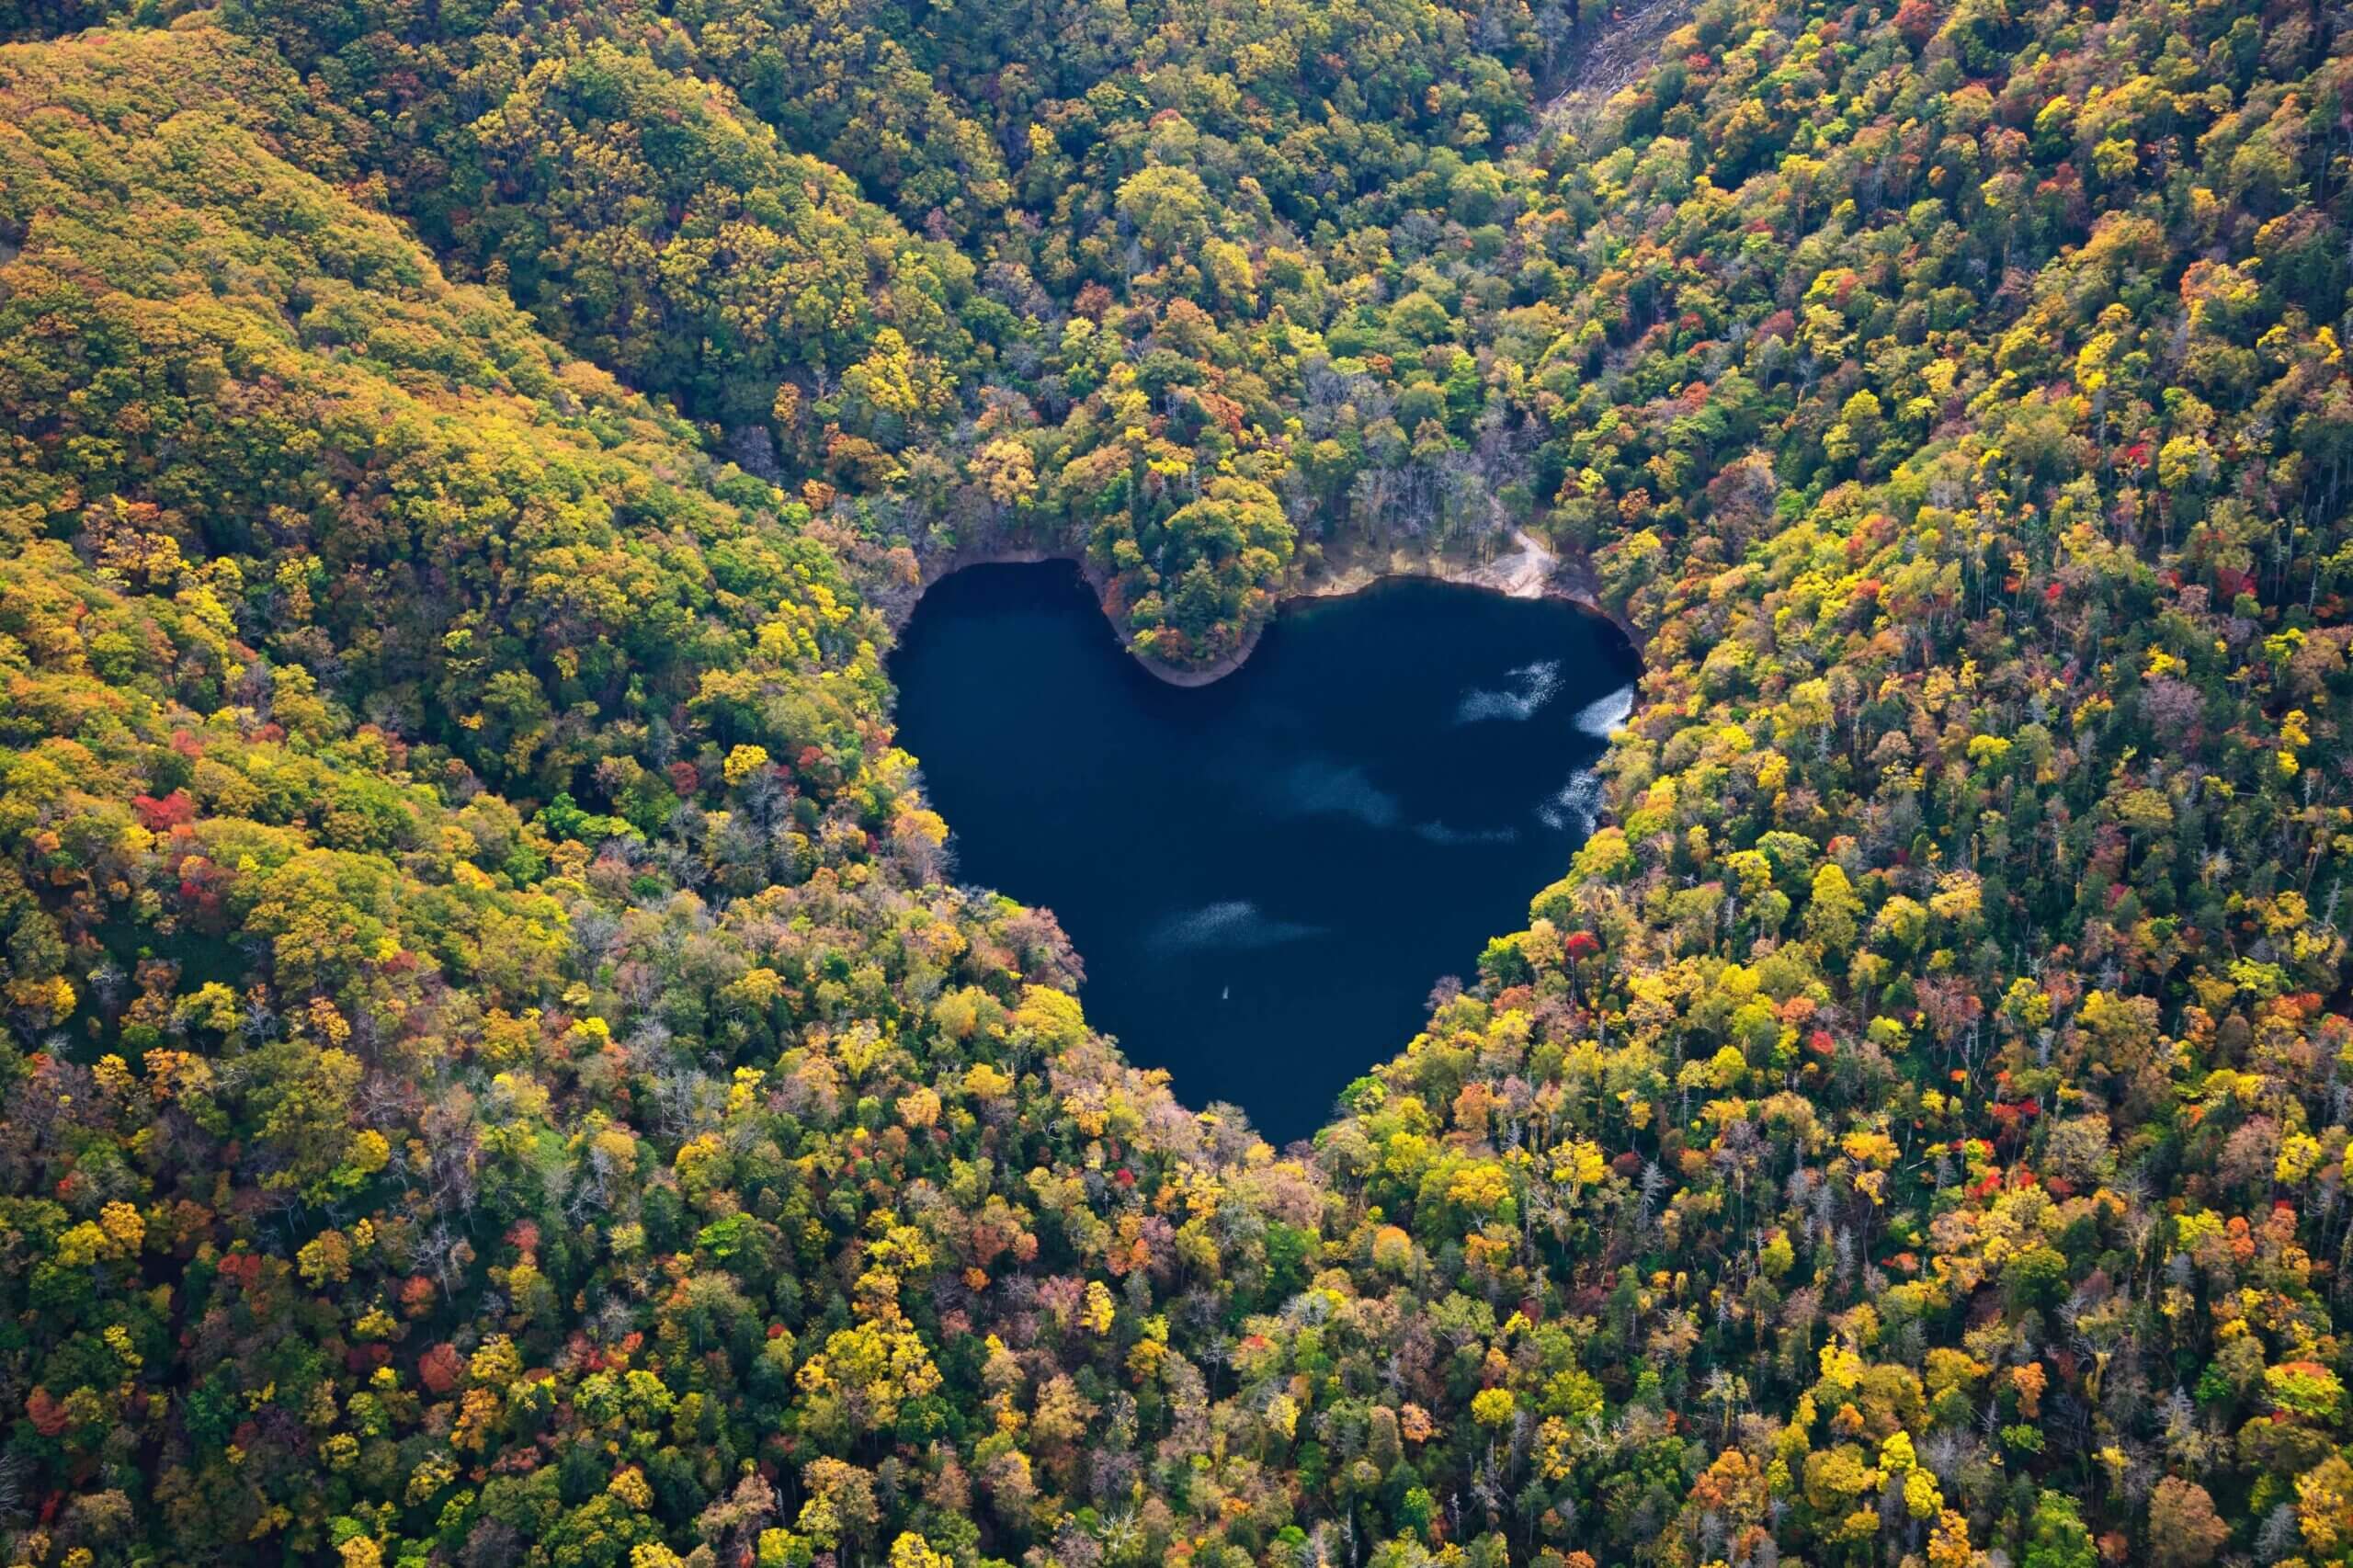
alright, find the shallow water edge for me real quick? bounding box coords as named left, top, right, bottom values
left=888, top=532, right=1641, bottom=689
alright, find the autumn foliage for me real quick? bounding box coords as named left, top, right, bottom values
left=0, top=0, right=2350, bottom=1564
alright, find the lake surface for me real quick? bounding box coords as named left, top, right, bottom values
left=891, top=562, right=1641, bottom=1143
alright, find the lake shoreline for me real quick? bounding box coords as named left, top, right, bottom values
left=897, top=531, right=1635, bottom=691
left=892, top=562, right=1641, bottom=1141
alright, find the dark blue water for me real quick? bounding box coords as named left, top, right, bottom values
left=891, top=562, right=1640, bottom=1144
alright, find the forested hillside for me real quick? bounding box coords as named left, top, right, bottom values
left=0, top=0, right=2349, bottom=1564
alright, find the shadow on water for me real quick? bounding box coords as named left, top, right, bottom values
left=891, top=561, right=1642, bottom=1144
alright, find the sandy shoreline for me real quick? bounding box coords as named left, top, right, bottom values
left=894, top=528, right=1628, bottom=689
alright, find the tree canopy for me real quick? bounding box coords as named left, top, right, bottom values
left=1, top=0, right=2351, bottom=1565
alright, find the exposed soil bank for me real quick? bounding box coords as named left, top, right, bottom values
left=891, top=529, right=1633, bottom=690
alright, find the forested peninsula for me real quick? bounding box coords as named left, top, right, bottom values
left=1, top=0, right=2350, bottom=1564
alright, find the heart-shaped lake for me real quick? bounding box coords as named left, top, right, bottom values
left=891, top=562, right=1641, bottom=1143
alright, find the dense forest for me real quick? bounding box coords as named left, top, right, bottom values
left=0, top=0, right=2350, bottom=1562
